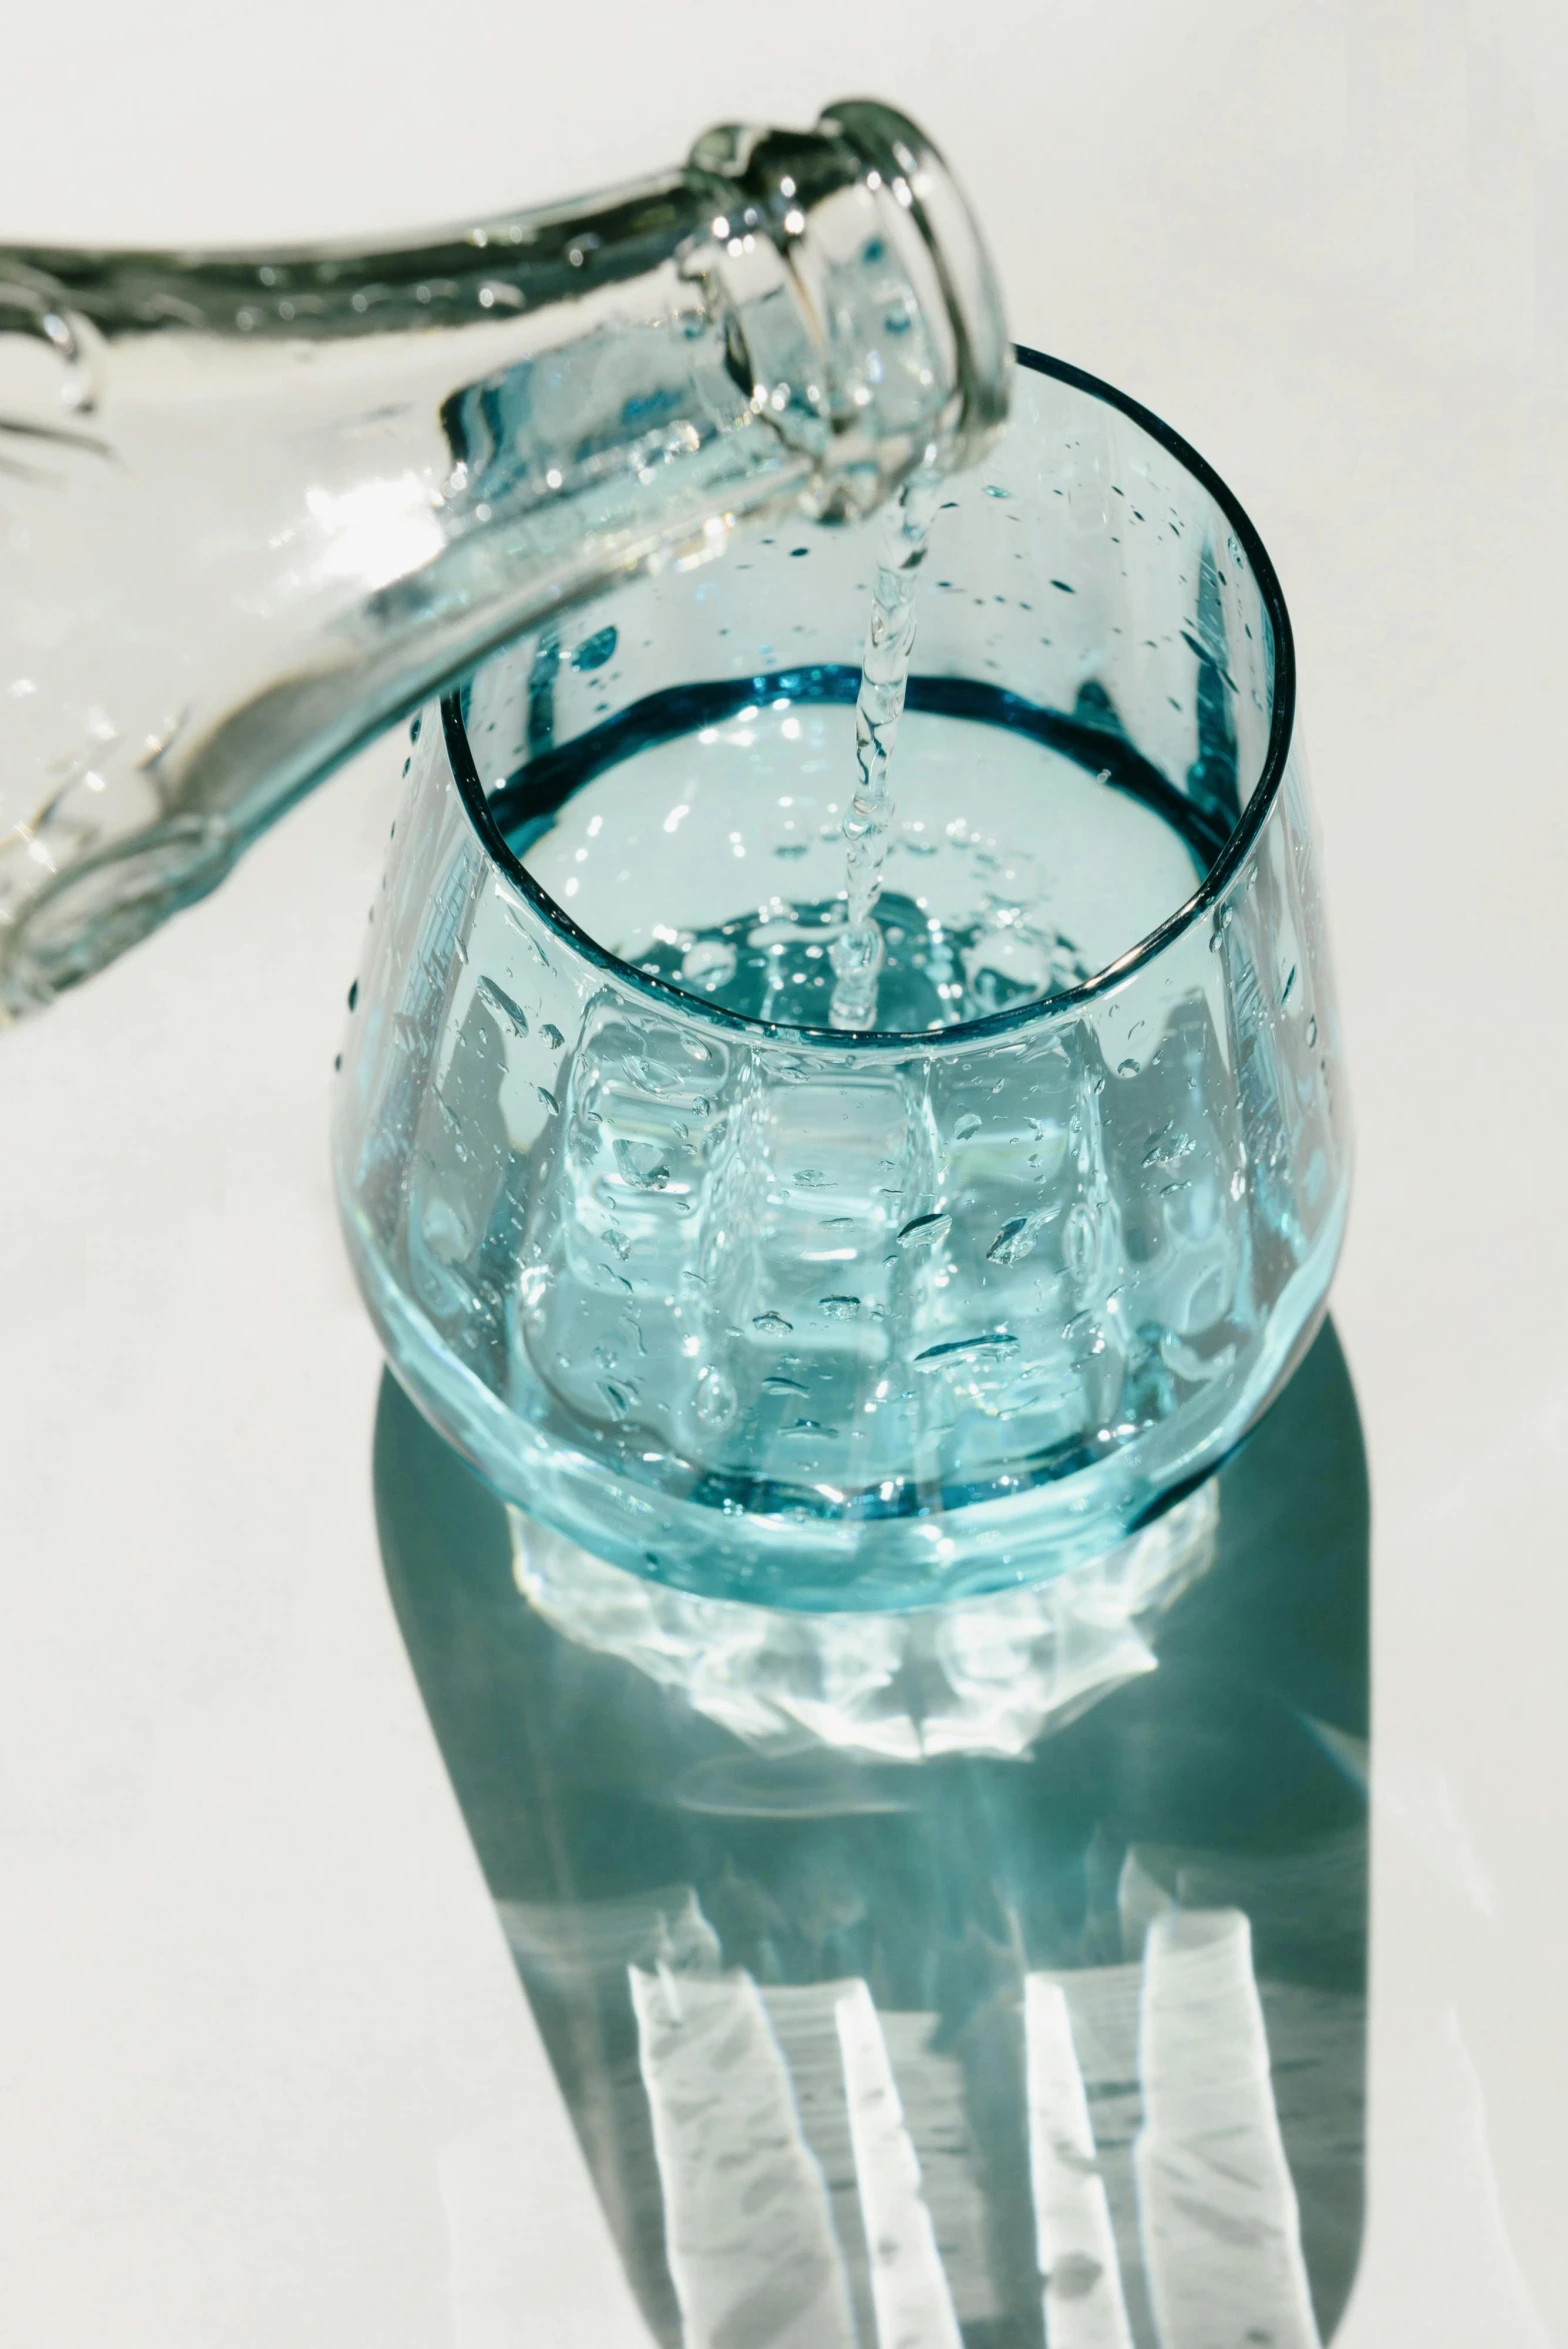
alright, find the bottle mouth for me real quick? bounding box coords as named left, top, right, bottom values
left=814, top=99, right=1012, bottom=475
left=445, top=344, right=1297, bottom=1054
left=686, top=99, right=1012, bottom=515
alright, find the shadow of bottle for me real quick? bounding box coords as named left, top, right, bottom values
left=374, top=1322, right=1368, bottom=2349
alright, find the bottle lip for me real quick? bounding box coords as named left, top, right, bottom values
left=814, top=99, right=1012, bottom=472
left=442, top=342, right=1297, bottom=1054
left=684, top=98, right=1011, bottom=504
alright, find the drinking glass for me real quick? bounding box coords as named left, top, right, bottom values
left=334, top=346, right=1349, bottom=1610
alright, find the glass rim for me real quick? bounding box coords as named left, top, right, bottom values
left=442, top=341, right=1297, bottom=1052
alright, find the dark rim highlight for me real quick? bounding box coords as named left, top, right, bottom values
left=441, top=341, right=1296, bottom=1049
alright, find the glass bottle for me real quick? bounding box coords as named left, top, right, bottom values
left=0, top=100, right=1007, bottom=1018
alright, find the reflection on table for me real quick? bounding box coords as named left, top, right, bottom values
left=375, top=1322, right=1368, bottom=2349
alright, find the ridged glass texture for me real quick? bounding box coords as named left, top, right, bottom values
left=334, top=350, right=1349, bottom=1610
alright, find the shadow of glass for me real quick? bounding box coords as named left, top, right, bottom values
left=375, top=1321, right=1368, bottom=2349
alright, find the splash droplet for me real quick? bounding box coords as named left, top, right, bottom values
left=681, top=937, right=738, bottom=989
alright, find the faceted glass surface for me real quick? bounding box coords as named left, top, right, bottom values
left=335, top=351, right=1349, bottom=1608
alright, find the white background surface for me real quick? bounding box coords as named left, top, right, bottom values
left=2, top=3, right=1565, bottom=2342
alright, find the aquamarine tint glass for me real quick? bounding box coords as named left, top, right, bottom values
left=333, top=348, right=1349, bottom=1610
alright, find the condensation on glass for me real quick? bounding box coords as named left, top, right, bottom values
left=334, top=353, right=1351, bottom=1610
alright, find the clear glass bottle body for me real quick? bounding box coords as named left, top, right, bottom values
left=334, top=350, right=1349, bottom=1611
left=0, top=102, right=1005, bottom=1016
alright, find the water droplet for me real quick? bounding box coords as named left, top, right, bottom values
left=752, top=1310, right=793, bottom=1333
left=952, top=1112, right=983, bottom=1142
left=764, top=1373, right=808, bottom=1395
left=695, top=1367, right=738, bottom=1429
left=1064, top=1201, right=1100, bottom=1279
left=1116, top=1057, right=1138, bottom=1078
left=819, top=1294, right=861, bottom=1320
left=537, top=1085, right=559, bottom=1115
left=794, top=1167, right=829, bottom=1188
left=614, top=1138, right=669, bottom=1190
left=346, top=979, right=358, bottom=1012
left=897, top=1210, right=951, bottom=1249
left=987, top=1214, right=1045, bottom=1266
left=1280, top=964, right=1297, bottom=1007
left=477, top=976, right=529, bottom=1036
left=419, top=1194, right=473, bottom=1262
left=1306, top=1015, right=1318, bottom=1047
left=914, top=1331, right=1018, bottom=1367
left=571, top=624, right=618, bottom=672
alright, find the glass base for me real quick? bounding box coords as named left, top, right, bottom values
left=510, top=1482, right=1219, bottom=1763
